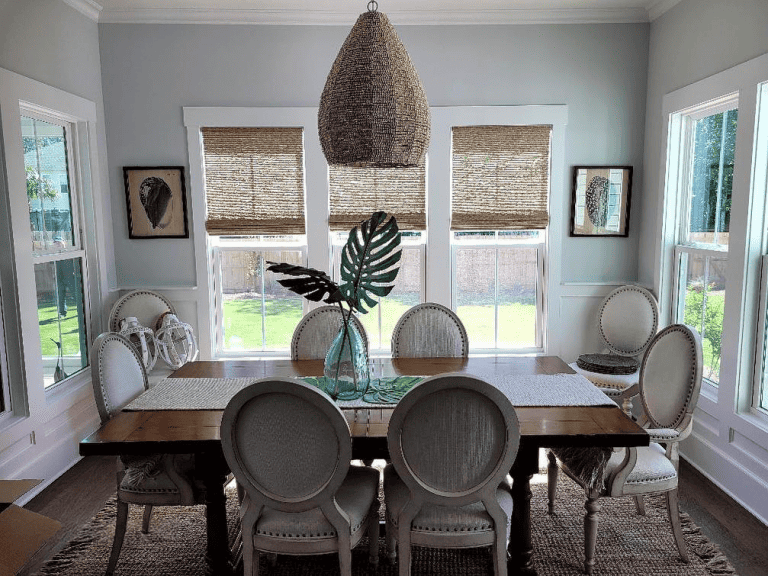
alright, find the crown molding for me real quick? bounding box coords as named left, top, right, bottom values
left=647, top=0, right=682, bottom=21
left=62, top=0, right=103, bottom=21
left=98, top=7, right=652, bottom=25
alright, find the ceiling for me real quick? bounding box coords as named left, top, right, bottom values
left=66, top=0, right=682, bottom=24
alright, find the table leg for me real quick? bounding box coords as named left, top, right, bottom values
left=200, top=454, right=234, bottom=576
left=509, top=444, right=538, bottom=576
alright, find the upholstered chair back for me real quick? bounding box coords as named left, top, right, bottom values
left=108, top=289, right=176, bottom=332
left=598, top=285, right=659, bottom=357
left=221, top=378, right=352, bottom=513
left=639, top=324, right=703, bottom=430
left=387, top=374, right=519, bottom=507
left=391, top=302, right=469, bottom=358
left=91, top=332, right=149, bottom=424
left=291, top=305, right=369, bottom=360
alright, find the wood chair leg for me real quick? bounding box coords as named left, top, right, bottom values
left=583, top=495, right=600, bottom=575
left=634, top=495, right=646, bottom=516
left=368, top=502, right=380, bottom=565
left=385, top=514, right=397, bottom=565
left=492, top=516, right=508, bottom=576
left=141, top=504, right=154, bottom=534
left=547, top=451, right=559, bottom=515
left=397, top=523, right=412, bottom=576
left=666, top=488, right=689, bottom=563
left=106, top=500, right=129, bottom=576
left=337, top=545, right=353, bottom=576
left=243, top=534, right=257, bottom=576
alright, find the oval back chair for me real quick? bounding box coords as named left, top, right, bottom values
left=90, top=332, right=202, bottom=576
left=391, top=302, right=469, bottom=358
left=384, top=373, right=520, bottom=576
left=291, top=305, right=369, bottom=360
left=108, top=289, right=176, bottom=333
left=571, top=285, right=659, bottom=408
left=220, top=378, right=380, bottom=576
left=549, top=324, right=703, bottom=574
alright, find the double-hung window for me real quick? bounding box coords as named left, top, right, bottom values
left=328, top=163, right=426, bottom=353
left=23, top=112, right=90, bottom=388
left=450, top=125, right=551, bottom=352
left=202, top=127, right=308, bottom=355
left=669, top=97, right=738, bottom=385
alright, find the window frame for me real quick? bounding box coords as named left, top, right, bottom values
left=0, top=66, right=106, bottom=428
left=451, top=231, right=545, bottom=353
left=21, top=107, right=92, bottom=390
left=656, top=51, right=768, bottom=427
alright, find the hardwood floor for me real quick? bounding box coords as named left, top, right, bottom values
left=16, top=454, right=768, bottom=575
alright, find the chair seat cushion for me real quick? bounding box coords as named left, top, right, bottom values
left=255, top=466, right=379, bottom=540
left=383, top=465, right=512, bottom=539
left=604, top=443, right=677, bottom=493
left=570, top=362, right=638, bottom=392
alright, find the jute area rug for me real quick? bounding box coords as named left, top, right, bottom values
left=34, top=469, right=736, bottom=576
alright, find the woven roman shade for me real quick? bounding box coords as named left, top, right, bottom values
left=328, top=163, right=426, bottom=231
left=451, top=125, right=552, bottom=231
left=201, top=127, right=305, bottom=236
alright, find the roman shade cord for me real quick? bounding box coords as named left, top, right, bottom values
left=318, top=0, right=431, bottom=168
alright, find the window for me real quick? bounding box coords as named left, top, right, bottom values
left=328, top=160, right=427, bottom=352
left=22, top=113, right=89, bottom=388
left=450, top=125, right=551, bottom=352
left=753, top=81, right=768, bottom=415
left=669, top=99, right=738, bottom=385
left=452, top=231, right=543, bottom=351
left=186, top=106, right=567, bottom=360
left=0, top=285, right=8, bottom=413
left=201, top=126, right=308, bottom=355
left=331, top=231, right=425, bottom=353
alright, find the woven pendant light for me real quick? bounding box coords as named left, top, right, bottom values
left=318, top=1, right=430, bottom=168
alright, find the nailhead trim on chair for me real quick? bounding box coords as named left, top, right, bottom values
left=598, top=285, right=659, bottom=357
left=256, top=517, right=367, bottom=538
left=109, top=289, right=176, bottom=333
left=387, top=512, right=493, bottom=532
left=96, top=333, right=147, bottom=419
left=290, top=306, right=369, bottom=360
left=642, top=324, right=698, bottom=430
left=391, top=302, right=469, bottom=358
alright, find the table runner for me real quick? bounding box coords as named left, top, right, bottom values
left=123, top=372, right=614, bottom=411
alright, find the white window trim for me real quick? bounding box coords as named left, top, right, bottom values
left=655, top=51, right=768, bottom=434
left=0, top=66, right=106, bottom=431
left=451, top=233, right=545, bottom=353
left=184, top=105, right=568, bottom=359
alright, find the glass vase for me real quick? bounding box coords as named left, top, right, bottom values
left=324, top=317, right=369, bottom=400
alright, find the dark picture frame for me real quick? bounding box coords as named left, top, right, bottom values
left=123, top=166, right=189, bottom=239
left=570, top=166, right=633, bottom=237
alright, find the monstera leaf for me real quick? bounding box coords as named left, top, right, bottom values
left=339, top=211, right=401, bottom=314
left=265, top=263, right=344, bottom=304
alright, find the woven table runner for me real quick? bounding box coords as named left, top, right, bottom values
left=123, top=372, right=613, bottom=411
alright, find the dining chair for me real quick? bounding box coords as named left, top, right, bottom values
left=291, top=305, right=369, bottom=360
left=383, top=373, right=520, bottom=576
left=548, top=323, right=703, bottom=574
left=90, top=332, right=206, bottom=576
left=571, top=284, right=659, bottom=412
left=108, top=289, right=176, bottom=333
left=220, top=378, right=380, bottom=576
left=391, top=302, right=469, bottom=358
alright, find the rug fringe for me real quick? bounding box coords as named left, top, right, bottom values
left=35, top=497, right=118, bottom=575
left=678, top=509, right=738, bottom=576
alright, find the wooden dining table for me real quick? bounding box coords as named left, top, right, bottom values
left=79, top=355, right=648, bottom=576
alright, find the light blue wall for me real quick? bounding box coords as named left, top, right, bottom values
left=98, top=22, right=649, bottom=288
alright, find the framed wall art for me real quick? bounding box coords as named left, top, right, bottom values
left=123, top=166, right=189, bottom=239
left=570, top=166, right=632, bottom=237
